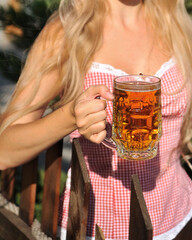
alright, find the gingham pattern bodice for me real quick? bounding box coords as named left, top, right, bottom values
left=58, top=59, right=192, bottom=239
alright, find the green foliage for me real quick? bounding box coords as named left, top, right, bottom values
left=186, top=0, right=192, bottom=15
left=0, top=51, right=23, bottom=82
left=0, top=0, right=60, bottom=49
left=0, top=0, right=60, bottom=82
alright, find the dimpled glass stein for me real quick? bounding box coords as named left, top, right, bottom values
left=103, top=75, right=162, bottom=160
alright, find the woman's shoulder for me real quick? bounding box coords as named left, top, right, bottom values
left=33, top=13, right=65, bottom=54
left=43, top=13, right=64, bottom=37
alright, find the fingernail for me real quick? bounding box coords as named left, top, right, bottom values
left=106, top=91, right=114, bottom=99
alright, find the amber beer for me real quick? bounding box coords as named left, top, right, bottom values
left=112, top=75, right=162, bottom=160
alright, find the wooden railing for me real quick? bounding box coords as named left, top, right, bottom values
left=0, top=138, right=191, bottom=239
left=0, top=139, right=63, bottom=240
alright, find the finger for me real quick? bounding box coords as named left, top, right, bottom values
left=78, top=85, right=114, bottom=102
left=82, top=127, right=107, bottom=144
left=89, top=130, right=107, bottom=144
left=76, top=109, right=107, bottom=131
left=78, top=116, right=106, bottom=135
left=75, top=99, right=107, bottom=119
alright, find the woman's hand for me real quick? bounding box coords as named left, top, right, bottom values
left=74, top=85, right=114, bottom=144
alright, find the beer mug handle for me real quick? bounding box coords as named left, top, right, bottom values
left=95, top=96, right=117, bottom=150
left=102, top=137, right=117, bottom=150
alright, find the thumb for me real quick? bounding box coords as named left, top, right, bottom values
left=83, top=85, right=114, bottom=101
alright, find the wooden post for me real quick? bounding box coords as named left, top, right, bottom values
left=67, top=138, right=91, bottom=240
left=19, top=158, right=38, bottom=226
left=129, top=174, right=153, bottom=240
left=95, top=225, right=105, bottom=240
left=41, top=139, right=63, bottom=239
left=1, top=168, right=16, bottom=201
left=0, top=208, right=36, bottom=240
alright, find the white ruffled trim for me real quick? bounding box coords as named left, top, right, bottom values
left=58, top=207, right=192, bottom=240
left=153, top=208, right=192, bottom=240
left=89, top=58, right=175, bottom=78
left=154, top=58, right=175, bottom=78
left=89, top=62, right=128, bottom=76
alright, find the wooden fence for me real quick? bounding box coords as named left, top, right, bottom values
left=0, top=138, right=191, bottom=240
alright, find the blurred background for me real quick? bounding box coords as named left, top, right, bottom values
left=0, top=0, right=60, bottom=112
left=0, top=0, right=68, bottom=221
left=0, top=0, right=192, bottom=220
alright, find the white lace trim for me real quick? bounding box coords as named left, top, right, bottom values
left=155, top=58, right=175, bottom=78
left=153, top=208, right=192, bottom=240
left=89, top=62, right=128, bottom=76
left=89, top=58, right=175, bottom=78
left=58, top=207, right=192, bottom=240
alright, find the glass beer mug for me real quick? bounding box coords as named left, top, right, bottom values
left=103, top=75, right=162, bottom=160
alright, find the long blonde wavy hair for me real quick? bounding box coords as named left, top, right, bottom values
left=0, top=0, right=192, bottom=154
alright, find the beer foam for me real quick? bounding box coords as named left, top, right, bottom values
left=115, top=85, right=161, bottom=92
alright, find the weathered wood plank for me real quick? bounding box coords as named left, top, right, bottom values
left=0, top=208, right=36, bottom=240
left=1, top=168, right=16, bottom=201
left=19, top=158, right=38, bottom=226
left=95, top=224, right=105, bottom=240
left=41, top=139, right=63, bottom=239
left=67, top=138, right=91, bottom=240
left=129, top=174, right=153, bottom=240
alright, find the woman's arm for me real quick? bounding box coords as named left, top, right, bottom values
left=0, top=101, right=76, bottom=170
left=0, top=18, right=75, bottom=170
left=0, top=18, right=113, bottom=170
left=0, top=85, right=113, bottom=170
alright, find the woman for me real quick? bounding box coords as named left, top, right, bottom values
left=0, top=0, right=192, bottom=239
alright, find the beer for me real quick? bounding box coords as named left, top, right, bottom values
left=112, top=84, right=162, bottom=159
left=102, top=75, right=162, bottom=160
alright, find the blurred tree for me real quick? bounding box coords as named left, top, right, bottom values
left=186, top=0, right=192, bottom=15
left=0, top=0, right=60, bottom=82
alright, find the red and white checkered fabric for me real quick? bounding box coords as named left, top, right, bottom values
left=58, top=59, right=192, bottom=239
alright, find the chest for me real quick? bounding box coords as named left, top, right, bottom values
left=94, top=26, right=170, bottom=76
